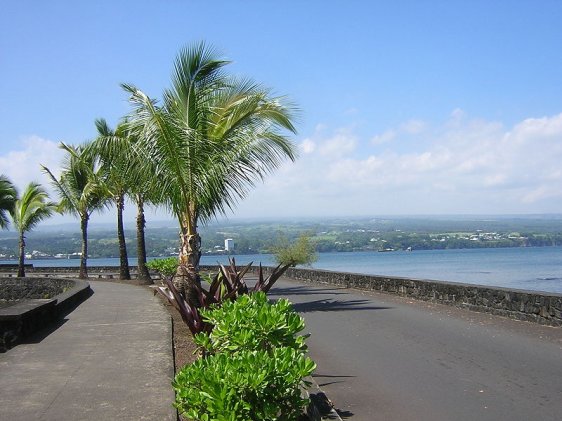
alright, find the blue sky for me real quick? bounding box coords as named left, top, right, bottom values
left=2, top=1, right=562, bottom=225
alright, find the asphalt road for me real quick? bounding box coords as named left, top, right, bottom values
left=270, top=278, right=562, bottom=421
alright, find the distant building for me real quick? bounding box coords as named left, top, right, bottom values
left=224, top=238, right=234, bottom=252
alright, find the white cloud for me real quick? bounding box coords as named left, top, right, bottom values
left=0, top=136, right=64, bottom=192
left=300, top=139, right=316, bottom=154
left=401, top=119, right=426, bottom=134
left=371, top=119, right=427, bottom=146
left=318, top=129, right=357, bottom=157
left=234, top=111, right=562, bottom=217
left=371, top=129, right=396, bottom=145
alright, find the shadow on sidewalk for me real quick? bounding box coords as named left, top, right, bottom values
left=20, top=318, right=69, bottom=345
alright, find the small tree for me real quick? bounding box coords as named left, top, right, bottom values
left=273, top=234, right=317, bottom=267
left=11, top=183, right=56, bottom=277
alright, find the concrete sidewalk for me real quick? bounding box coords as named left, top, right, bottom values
left=0, top=281, right=175, bottom=421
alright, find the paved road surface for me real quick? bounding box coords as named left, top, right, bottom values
left=0, top=281, right=175, bottom=421
left=270, top=278, right=562, bottom=421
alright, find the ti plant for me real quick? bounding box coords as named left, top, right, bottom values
left=153, top=258, right=292, bottom=337
left=153, top=277, right=211, bottom=335
left=213, top=257, right=292, bottom=298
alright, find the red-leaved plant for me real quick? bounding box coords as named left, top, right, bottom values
left=153, top=258, right=291, bottom=336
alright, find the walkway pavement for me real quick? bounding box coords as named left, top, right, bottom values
left=0, top=281, right=175, bottom=421
left=271, top=278, right=562, bottom=421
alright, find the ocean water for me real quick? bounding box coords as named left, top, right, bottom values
left=2, top=247, right=561, bottom=294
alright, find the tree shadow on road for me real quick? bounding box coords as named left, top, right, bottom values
left=270, top=286, right=349, bottom=296
left=314, top=373, right=356, bottom=387
left=289, top=298, right=392, bottom=313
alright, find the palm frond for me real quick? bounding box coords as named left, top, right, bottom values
left=11, top=182, right=56, bottom=233
left=0, top=175, right=17, bottom=229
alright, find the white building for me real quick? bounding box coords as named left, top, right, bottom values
left=224, top=238, right=234, bottom=252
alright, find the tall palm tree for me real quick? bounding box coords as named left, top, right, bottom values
left=87, top=119, right=157, bottom=283
left=87, top=119, right=132, bottom=280
left=42, top=143, right=108, bottom=279
left=0, top=175, right=17, bottom=229
left=11, top=182, right=56, bottom=277
left=123, top=42, right=298, bottom=298
left=130, top=175, right=158, bottom=283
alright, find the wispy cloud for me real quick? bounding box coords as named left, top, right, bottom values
left=0, top=136, right=64, bottom=192
left=235, top=111, right=562, bottom=217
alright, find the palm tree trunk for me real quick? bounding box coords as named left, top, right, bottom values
left=175, top=212, right=201, bottom=304
left=17, top=232, right=25, bottom=277
left=117, top=193, right=131, bottom=280
left=135, top=194, right=151, bottom=283
left=80, top=214, right=89, bottom=279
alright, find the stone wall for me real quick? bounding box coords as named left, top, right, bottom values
left=275, top=267, right=562, bottom=327
left=198, top=265, right=562, bottom=327
left=0, top=278, right=76, bottom=301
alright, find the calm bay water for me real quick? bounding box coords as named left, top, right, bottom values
left=2, top=247, right=562, bottom=294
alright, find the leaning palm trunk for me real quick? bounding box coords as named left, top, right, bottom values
left=135, top=195, right=151, bottom=283
left=80, top=215, right=89, bottom=279
left=17, top=234, right=25, bottom=277
left=116, top=193, right=131, bottom=280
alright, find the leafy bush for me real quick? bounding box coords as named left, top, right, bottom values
left=174, top=347, right=316, bottom=421
left=174, top=291, right=316, bottom=420
left=274, top=234, right=317, bottom=267
left=194, top=292, right=307, bottom=354
left=147, top=257, right=178, bottom=278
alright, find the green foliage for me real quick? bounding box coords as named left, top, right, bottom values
left=274, top=234, right=317, bottom=267
left=147, top=257, right=178, bottom=278
left=0, top=175, right=17, bottom=230
left=11, top=182, right=56, bottom=234
left=152, top=260, right=290, bottom=336
left=174, top=292, right=315, bottom=420
left=174, top=347, right=315, bottom=421
left=194, top=292, right=307, bottom=354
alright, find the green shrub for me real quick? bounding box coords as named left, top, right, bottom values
left=173, top=347, right=316, bottom=421
left=146, top=257, right=178, bottom=278
left=194, top=292, right=307, bottom=354
left=273, top=234, right=317, bottom=267
left=174, top=292, right=317, bottom=420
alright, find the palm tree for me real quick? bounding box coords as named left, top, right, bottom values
left=42, top=143, right=108, bottom=279
left=123, top=42, right=298, bottom=298
left=130, top=176, right=158, bottom=283
left=87, top=119, right=132, bottom=280
left=11, top=183, right=56, bottom=277
left=0, top=175, right=17, bottom=229
left=87, top=119, right=157, bottom=283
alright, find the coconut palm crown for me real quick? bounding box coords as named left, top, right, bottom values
left=0, top=175, right=17, bottom=229
left=123, top=42, right=298, bottom=297
left=42, top=143, right=109, bottom=279
left=11, top=182, right=56, bottom=277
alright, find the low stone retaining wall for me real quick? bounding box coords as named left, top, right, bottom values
left=268, top=267, right=562, bottom=327
left=0, top=278, right=77, bottom=301
left=0, top=278, right=92, bottom=351
left=199, top=265, right=562, bottom=327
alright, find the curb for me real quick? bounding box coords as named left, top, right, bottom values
left=306, top=376, right=343, bottom=421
